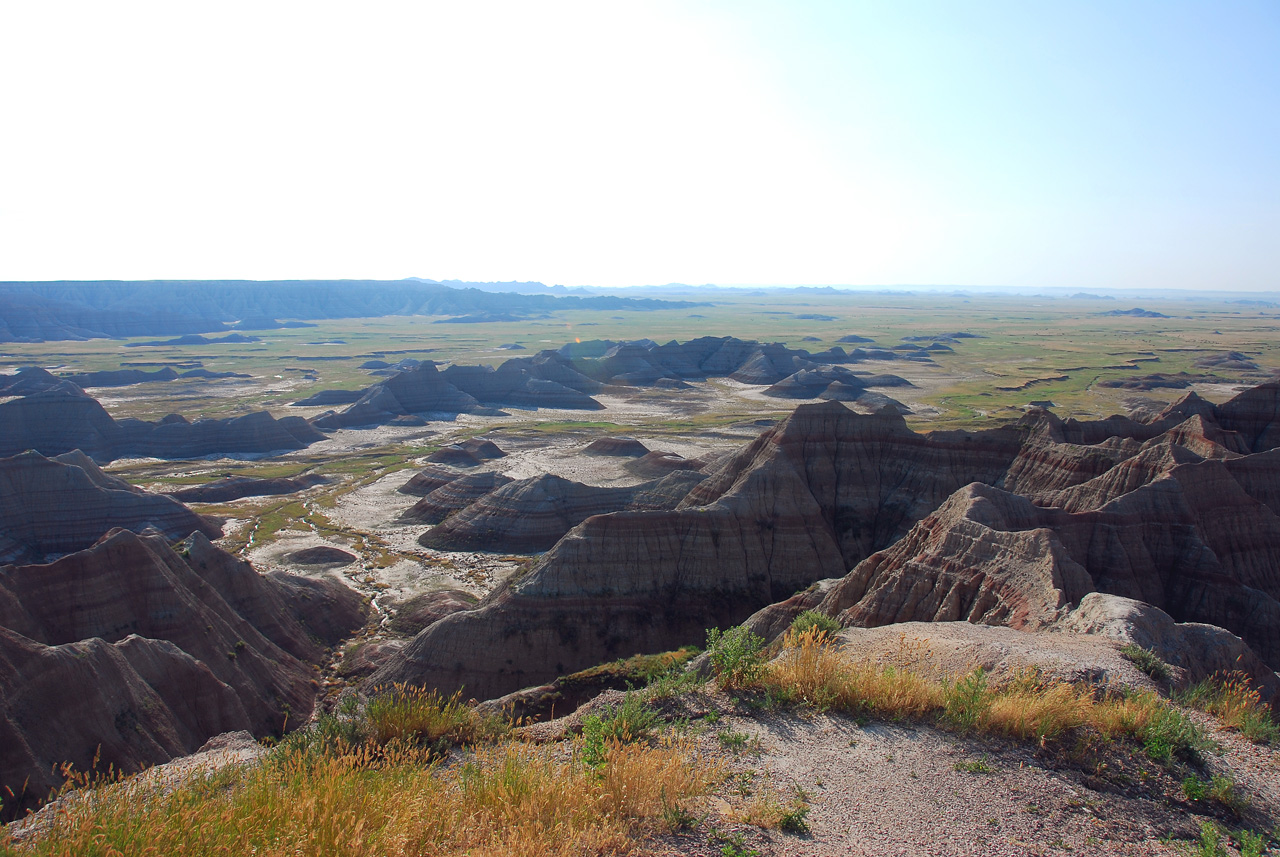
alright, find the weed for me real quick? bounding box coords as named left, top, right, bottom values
left=705, top=626, right=768, bottom=689
left=942, top=669, right=990, bottom=731
left=580, top=692, right=661, bottom=767
left=1194, top=821, right=1227, bottom=857
left=1237, top=829, right=1266, bottom=857
left=953, top=756, right=995, bottom=774
left=659, top=789, right=700, bottom=831
left=709, top=826, right=762, bottom=857
left=719, top=731, right=750, bottom=752
left=1119, top=643, right=1173, bottom=683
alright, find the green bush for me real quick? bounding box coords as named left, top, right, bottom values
left=789, top=609, right=841, bottom=639
left=705, top=626, right=767, bottom=689
left=580, top=691, right=661, bottom=767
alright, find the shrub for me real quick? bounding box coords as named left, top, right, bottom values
left=942, top=669, right=991, bottom=732
left=788, top=609, right=841, bottom=639
left=1119, top=643, right=1173, bottom=683
left=705, top=626, right=768, bottom=689
left=580, top=692, right=661, bottom=767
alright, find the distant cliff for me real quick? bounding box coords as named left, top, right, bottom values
left=0, top=280, right=704, bottom=342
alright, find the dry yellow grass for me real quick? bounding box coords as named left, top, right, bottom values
left=759, top=628, right=1211, bottom=761
left=0, top=735, right=714, bottom=857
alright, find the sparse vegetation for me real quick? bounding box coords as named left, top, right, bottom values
left=757, top=626, right=1213, bottom=764
left=0, top=734, right=714, bottom=857
left=954, top=756, right=995, bottom=774
left=580, top=692, right=662, bottom=768
left=1119, top=643, right=1173, bottom=683
left=1179, top=672, right=1279, bottom=745
left=1183, top=774, right=1250, bottom=816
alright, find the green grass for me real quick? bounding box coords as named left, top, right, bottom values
left=1119, top=643, right=1173, bottom=683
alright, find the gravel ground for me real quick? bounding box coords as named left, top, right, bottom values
left=635, top=688, right=1279, bottom=857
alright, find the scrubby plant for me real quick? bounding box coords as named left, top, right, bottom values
left=580, top=691, right=661, bottom=768
left=1119, top=643, right=1173, bottom=683
left=705, top=625, right=768, bottom=689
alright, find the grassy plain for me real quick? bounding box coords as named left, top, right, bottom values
left=3, top=291, right=1276, bottom=429
left=4, top=290, right=1278, bottom=564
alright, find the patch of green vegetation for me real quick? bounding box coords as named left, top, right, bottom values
left=705, top=626, right=767, bottom=690
left=1119, top=643, right=1173, bottom=683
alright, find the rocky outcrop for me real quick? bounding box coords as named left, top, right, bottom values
left=375, top=402, right=1029, bottom=699
left=425, top=446, right=483, bottom=467
left=63, top=367, right=179, bottom=387
left=400, top=472, right=515, bottom=525
left=419, top=475, right=651, bottom=553
left=458, top=438, right=506, bottom=460
left=0, top=451, right=221, bottom=563
left=762, top=366, right=912, bottom=402
left=819, top=453, right=1280, bottom=670
left=1058, top=593, right=1277, bottom=699
left=167, top=474, right=328, bottom=503
left=398, top=464, right=468, bottom=496
left=0, top=529, right=367, bottom=818
left=625, top=451, right=707, bottom=478
left=0, top=387, right=322, bottom=462
left=286, top=546, right=357, bottom=566
left=291, top=388, right=364, bottom=407
left=386, top=590, right=478, bottom=636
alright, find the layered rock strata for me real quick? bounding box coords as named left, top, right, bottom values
left=375, top=385, right=1280, bottom=702
left=0, top=529, right=366, bottom=819
left=0, top=451, right=221, bottom=563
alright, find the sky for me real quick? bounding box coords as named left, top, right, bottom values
left=1, top=1, right=1276, bottom=290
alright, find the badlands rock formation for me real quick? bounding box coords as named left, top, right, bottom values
left=0, top=386, right=323, bottom=462
left=375, top=385, right=1280, bottom=703
left=0, top=450, right=221, bottom=562
left=295, top=335, right=957, bottom=429
left=0, top=529, right=366, bottom=819
left=420, top=474, right=666, bottom=553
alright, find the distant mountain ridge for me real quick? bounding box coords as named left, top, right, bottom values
left=0, top=280, right=704, bottom=342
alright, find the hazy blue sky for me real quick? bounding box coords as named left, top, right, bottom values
left=1, top=1, right=1276, bottom=289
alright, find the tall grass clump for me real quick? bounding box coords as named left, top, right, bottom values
left=1179, top=673, right=1279, bottom=745
left=0, top=734, right=715, bottom=856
